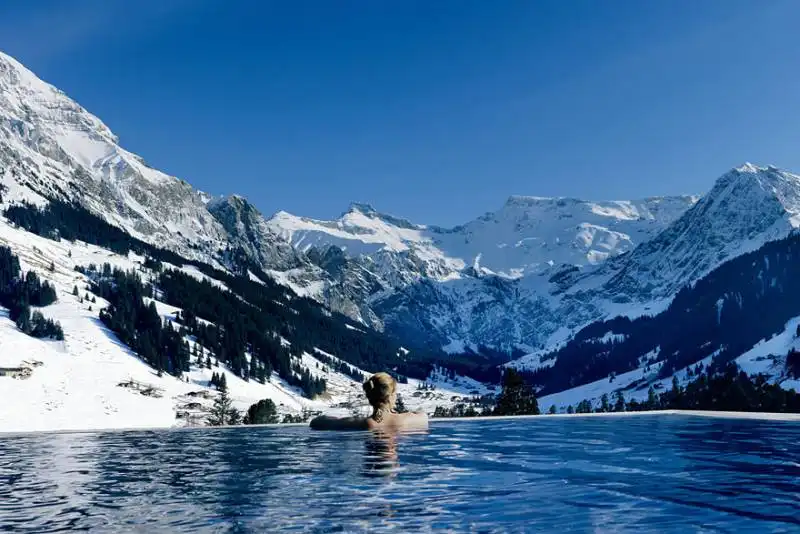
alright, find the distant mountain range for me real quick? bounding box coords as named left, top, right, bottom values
left=1, top=49, right=799, bottom=429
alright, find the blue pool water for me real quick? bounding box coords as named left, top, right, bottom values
left=0, top=415, right=798, bottom=533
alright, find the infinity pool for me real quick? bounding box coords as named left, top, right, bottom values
left=0, top=415, right=798, bottom=532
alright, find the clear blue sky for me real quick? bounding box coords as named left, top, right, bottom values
left=1, top=0, right=799, bottom=226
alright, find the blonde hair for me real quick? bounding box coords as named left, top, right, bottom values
left=363, top=372, right=396, bottom=419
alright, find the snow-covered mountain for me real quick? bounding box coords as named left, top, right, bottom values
left=0, top=215, right=489, bottom=433
left=524, top=225, right=800, bottom=412
left=267, top=196, right=698, bottom=350
left=1, top=49, right=800, bottom=430
left=267, top=164, right=800, bottom=355
left=510, top=164, right=800, bottom=368
left=595, top=163, right=800, bottom=301
left=0, top=52, right=229, bottom=260
left=3, top=48, right=800, bottom=366
left=271, top=196, right=697, bottom=277
left=0, top=51, right=383, bottom=327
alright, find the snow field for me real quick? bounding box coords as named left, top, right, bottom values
left=0, top=217, right=492, bottom=432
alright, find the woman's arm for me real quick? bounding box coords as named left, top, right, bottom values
left=309, top=415, right=370, bottom=431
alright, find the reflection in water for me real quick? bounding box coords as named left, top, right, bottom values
left=0, top=416, right=798, bottom=532
left=363, top=430, right=399, bottom=479
left=361, top=428, right=430, bottom=480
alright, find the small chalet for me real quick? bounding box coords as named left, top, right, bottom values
left=0, top=367, right=32, bottom=379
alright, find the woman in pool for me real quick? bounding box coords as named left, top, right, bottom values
left=310, top=372, right=428, bottom=431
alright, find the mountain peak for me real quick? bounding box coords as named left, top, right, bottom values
left=345, top=202, right=378, bottom=216
left=713, top=163, right=800, bottom=213
left=504, top=195, right=574, bottom=207
left=340, top=202, right=420, bottom=230
left=0, top=49, right=118, bottom=147
left=734, top=161, right=762, bottom=174
left=602, top=163, right=800, bottom=302
left=0, top=50, right=38, bottom=84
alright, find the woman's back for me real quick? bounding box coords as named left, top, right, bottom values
left=310, top=410, right=428, bottom=431
left=366, top=411, right=428, bottom=431
left=309, top=372, right=429, bottom=432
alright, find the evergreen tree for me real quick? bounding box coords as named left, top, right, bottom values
left=567, top=405, right=574, bottom=414
left=395, top=394, right=408, bottom=413
left=243, top=398, right=279, bottom=424
left=647, top=386, right=658, bottom=409
left=433, top=406, right=448, bottom=418
left=614, top=390, right=626, bottom=412
left=72, top=285, right=79, bottom=296
left=207, top=382, right=240, bottom=426
left=548, top=404, right=557, bottom=414
left=15, top=304, right=31, bottom=334
left=493, top=368, right=539, bottom=416
left=227, top=407, right=242, bottom=425
left=248, top=354, right=258, bottom=382
left=600, top=393, right=610, bottom=413
left=207, top=389, right=229, bottom=426
left=788, top=349, right=800, bottom=379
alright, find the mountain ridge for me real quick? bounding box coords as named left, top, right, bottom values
left=3, top=49, right=800, bottom=359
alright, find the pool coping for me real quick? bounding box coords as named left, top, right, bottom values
left=1, top=409, right=798, bottom=437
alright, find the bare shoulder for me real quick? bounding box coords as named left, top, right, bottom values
left=398, top=411, right=429, bottom=428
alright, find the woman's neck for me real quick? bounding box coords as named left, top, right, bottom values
left=371, top=404, right=393, bottom=421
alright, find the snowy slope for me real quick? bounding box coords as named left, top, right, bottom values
left=537, top=316, right=800, bottom=413
left=594, top=163, right=800, bottom=302
left=735, top=317, right=800, bottom=393
left=0, top=216, right=486, bottom=433
left=0, top=51, right=228, bottom=261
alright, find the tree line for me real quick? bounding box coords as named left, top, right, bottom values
left=436, top=362, right=800, bottom=417
left=0, top=246, right=63, bottom=340
left=433, top=368, right=540, bottom=417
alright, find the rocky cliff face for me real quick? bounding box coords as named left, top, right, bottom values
left=0, top=51, right=227, bottom=262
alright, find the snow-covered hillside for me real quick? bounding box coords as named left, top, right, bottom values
left=537, top=315, right=800, bottom=413
left=0, top=51, right=230, bottom=260
left=0, top=218, right=488, bottom=433
left=595, top=164, right=800, bottom=302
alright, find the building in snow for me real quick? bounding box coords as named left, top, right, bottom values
left=0, top=367, right=32, bottom=379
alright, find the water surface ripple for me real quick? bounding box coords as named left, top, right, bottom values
left=0, top=416, right=798, bottom=532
